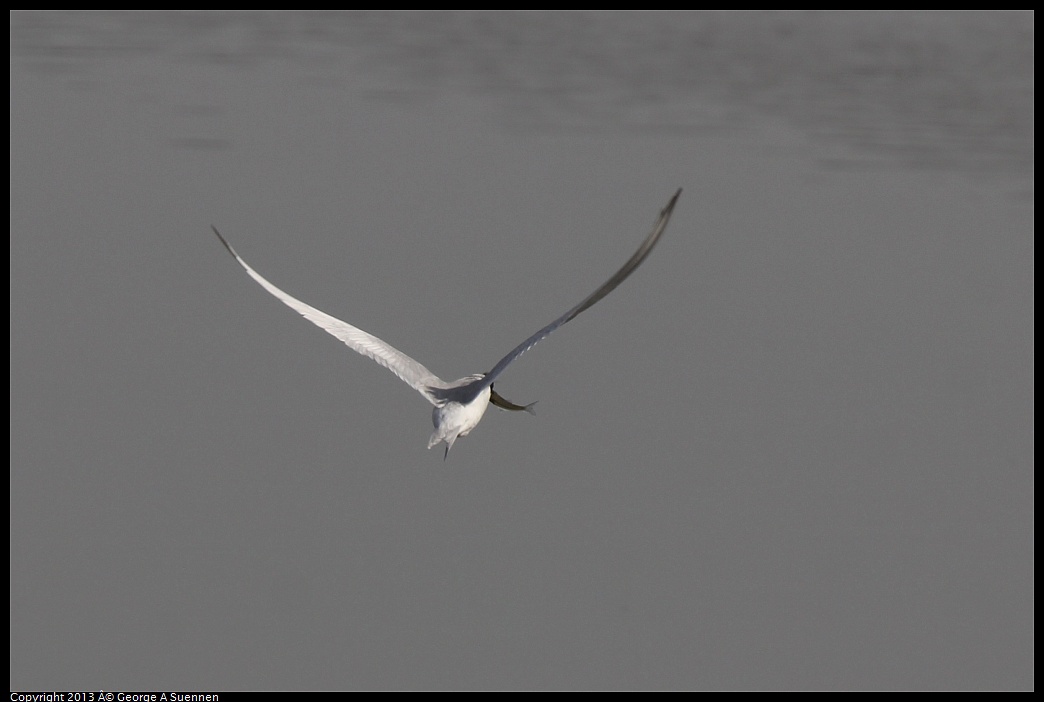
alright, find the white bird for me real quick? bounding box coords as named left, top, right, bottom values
left=212, top=189, right=681, bottom=459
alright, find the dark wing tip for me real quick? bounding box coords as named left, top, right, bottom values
left=664, top=188, right=682, bottom=215
left=210, top=225, right=239, bottom=259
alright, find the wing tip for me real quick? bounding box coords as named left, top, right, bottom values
left=210, top=225, right=239, bottom=259
left=664, top=188, right=682, bottom=215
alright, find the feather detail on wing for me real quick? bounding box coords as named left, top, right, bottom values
left=457, top=188, right=681, bottom=400
left=212, top=227, right=446, bottom=405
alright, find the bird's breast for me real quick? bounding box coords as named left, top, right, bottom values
left=431, top=384, right=492, bottom=438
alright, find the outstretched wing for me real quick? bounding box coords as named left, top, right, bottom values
left=469, top=189, right=681, bottom=397
left=211, top=227, right=446, bottom=405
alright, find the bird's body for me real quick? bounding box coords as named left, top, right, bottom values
left=428, top=378, right=491, bottom=455
left=213, top=189, right=680, bottom=458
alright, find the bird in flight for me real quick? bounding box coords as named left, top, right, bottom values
left=212, top=189, right=681, bottom=459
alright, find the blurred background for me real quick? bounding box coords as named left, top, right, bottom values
left=10, top=11, right=1033, bottom=690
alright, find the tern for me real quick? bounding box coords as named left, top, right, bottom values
left=212, top=189, right=681, bottom=458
